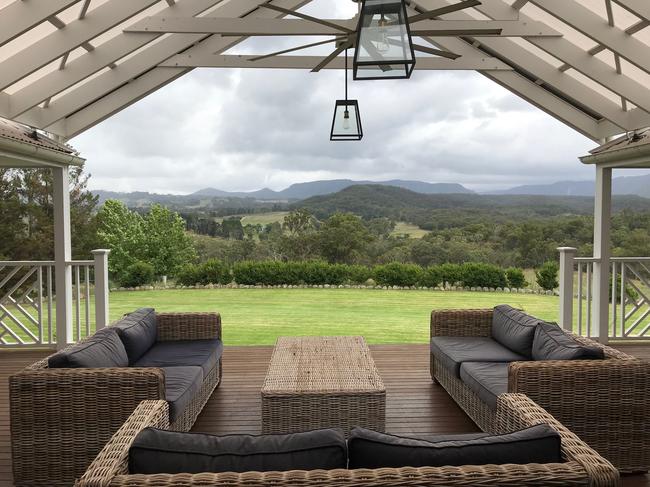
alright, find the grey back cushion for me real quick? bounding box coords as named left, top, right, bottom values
left=348, top=424, right=562, bottom=469
left=491, top=305, right=543, bottom=358
left=129, top=427, right=347, bottom=474
left=532, top=322, right=605, bottom=361
left=113, top=308, right=157, bottom=364
left=48, top=328, right=128, bottom=368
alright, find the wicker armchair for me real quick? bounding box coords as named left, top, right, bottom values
left=430, top=308, right=650, bottom=473
left=75, top=394, right=618, bottom=487
left=10, top=312, right=222, bottom=487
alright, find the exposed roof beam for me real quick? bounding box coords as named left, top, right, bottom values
left=43, top=0, right=314, bottom=137
left=0, top=0, right=160, bottom=92
left=126, top=18, right=559, bottom=37
left=126, top=17, right=354, bottom=35
left=528, top=0, right=650, bottom=74
left=428, top=0, right=650, bottom=126
left=7, top=0, right=230, bottom=118
left=411, top=0, right=520, bottom=20
left=0, top=0, right=82, bottom=47
left=160, top=54, right=512, bottom=70
left=611, top=0, right=650, bottom=22
left=532, top=37, right=650, bottom=113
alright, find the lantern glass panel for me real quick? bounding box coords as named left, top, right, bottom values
left=330, top=100, right=363, bottom=141
left=354, top=0, right=415, bottom=80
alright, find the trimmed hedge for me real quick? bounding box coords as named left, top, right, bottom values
left=120, top=261, right=155, bottom=287
left=176, top=260, right=524, bottom=289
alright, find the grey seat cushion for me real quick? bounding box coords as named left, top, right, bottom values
left=348, top=424, right=562, bottom=469
left=164, top=366, right=204, bottom=422
left=459, top=362, right=509, bottom=410
left=48, top=328, right=128, bottom=368
left=129, top=427, right=347, bottom=474
left=491, top=305, right=544, bottom=358
left=430, top=336, right=527, bottom=377
left=113, top=308, right=157, bottom=364
left=532, top=322, right=605, bottom=361
left=135, top=339, right=223, bottom=376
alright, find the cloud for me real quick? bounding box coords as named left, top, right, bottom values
left=71, top=4, right=615, bottom=194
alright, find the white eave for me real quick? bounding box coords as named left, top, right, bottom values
left=580, top=128, right=650, bottom=168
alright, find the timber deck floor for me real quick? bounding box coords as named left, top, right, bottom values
left=1, top=343, right=649, bottom=486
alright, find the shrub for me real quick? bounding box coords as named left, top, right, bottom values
left=459, top=263, right=507, bottom=288
left=373, top=263, right=423, bottom=287
left=505, top=267, right=528, bottom=289
left=233, top=261, right=286, bottom=285
left=536, top=261, right=559, bottom=290
left=420, top=266, right=443, bottom=287
left=175, top=264, right=200, bottom=286
left=196, top=259, right=230, bottom=285
left=344, top=264, right=373, bottom=284
left=120, top=261, right=155, bottom=287
left=437, top=263, right=463, bottom=286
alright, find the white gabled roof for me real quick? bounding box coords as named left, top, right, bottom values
left=0, top=0, right=649, bottom=142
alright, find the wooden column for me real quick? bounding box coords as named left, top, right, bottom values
left=558, top=247, right=576, bottom=331
left=53, top=166, right=72, bottom=349
left=91, top=249, right=110, bottom=329
left=592, top=165, right=612, bottom=343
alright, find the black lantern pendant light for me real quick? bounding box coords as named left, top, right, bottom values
left=330, top=49, right=363, bottom=141
left=353, top=0, right=416, bottom=80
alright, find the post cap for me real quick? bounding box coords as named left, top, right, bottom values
left=91, top=249, right=111, bottom=255
left=557, top=247, right=577, bottom=253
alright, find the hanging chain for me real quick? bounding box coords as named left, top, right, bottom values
left=344, top=48, right=348, bottom=101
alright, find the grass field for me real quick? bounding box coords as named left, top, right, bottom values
left=391, top=222, right=429, bottom=238
left=107, top=288, right=560, bottom=345
left=216, top=212, right=289, bottom=226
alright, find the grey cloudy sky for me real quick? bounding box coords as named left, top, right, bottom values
left=71, top=0, right=642, bottom=194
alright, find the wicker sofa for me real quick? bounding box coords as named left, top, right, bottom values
left=10, top=309, right=223, bottom=487
left=430, top=306, right=650, bottom=473
left=75, top=394, right=618, bottom=487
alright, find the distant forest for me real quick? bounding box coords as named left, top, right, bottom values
left=3, top=167, right=650, bottom=273
left=182, top=185, right=650, bottom=269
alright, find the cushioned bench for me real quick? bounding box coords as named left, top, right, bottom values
left=10, top=309, right=223, bottom=487
left=75, top=395, right=619, bottom=487
left=430, top=305, right=650, bottom=473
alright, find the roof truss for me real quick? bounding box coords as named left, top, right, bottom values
left=0, top=0, right=648, bottom=142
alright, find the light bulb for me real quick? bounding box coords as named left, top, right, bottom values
left=376, top=14, right=390, bottom=53
left=343, top=110, right=351, bottom=130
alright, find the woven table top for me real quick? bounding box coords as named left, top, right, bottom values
left=262, top=336, right=385, bottom=396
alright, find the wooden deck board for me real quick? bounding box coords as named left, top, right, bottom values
left=1, top=343, right=649, bottom=486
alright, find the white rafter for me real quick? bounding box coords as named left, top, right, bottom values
left=0, top=0, right=648, bottom=142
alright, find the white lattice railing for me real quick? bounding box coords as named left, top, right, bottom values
left=610, top=258, right=650, bottom=339
left=0, top=251, right=110, bottom=348
left=559, top=248, right=650, bottom=341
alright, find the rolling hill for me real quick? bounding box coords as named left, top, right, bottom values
left=488, top=173, right=650, bottom=198
left=192, top=179, right=473, bottom=200
left=293, top=184, right=650, bottom=228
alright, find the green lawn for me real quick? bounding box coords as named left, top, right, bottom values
left=391, top=221, right=429, bottom=239
left=108, top=288, right=560, bottom=345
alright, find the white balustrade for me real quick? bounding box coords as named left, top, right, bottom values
left=0, top=251, right=110, bottom=348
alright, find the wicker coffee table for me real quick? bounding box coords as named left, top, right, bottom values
left=261, top=336, right=386, bottom=436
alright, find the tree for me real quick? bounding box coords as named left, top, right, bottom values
left=318, top=213, right=372, bottom=264
left=96, top=200, right=144, bottom=278
left=536, top=261, right=559, bottom=291
left=142, top=204, right=196, bottom=277
left=283, top=208, right=316, bottom=235
left=0, top=166, right=98, bottom=261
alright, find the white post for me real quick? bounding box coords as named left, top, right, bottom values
left=53, top=166, right=72, bottom=350
left=92, top=249, right=110, bottom=330
left=592, top=166, right=612, bottom=343
left=558, top=247, right=576, bottom=331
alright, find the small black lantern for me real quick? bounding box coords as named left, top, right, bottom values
left=331, top=49, right=363, bottom=141
left=353, top=0, right=416, bottom=80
